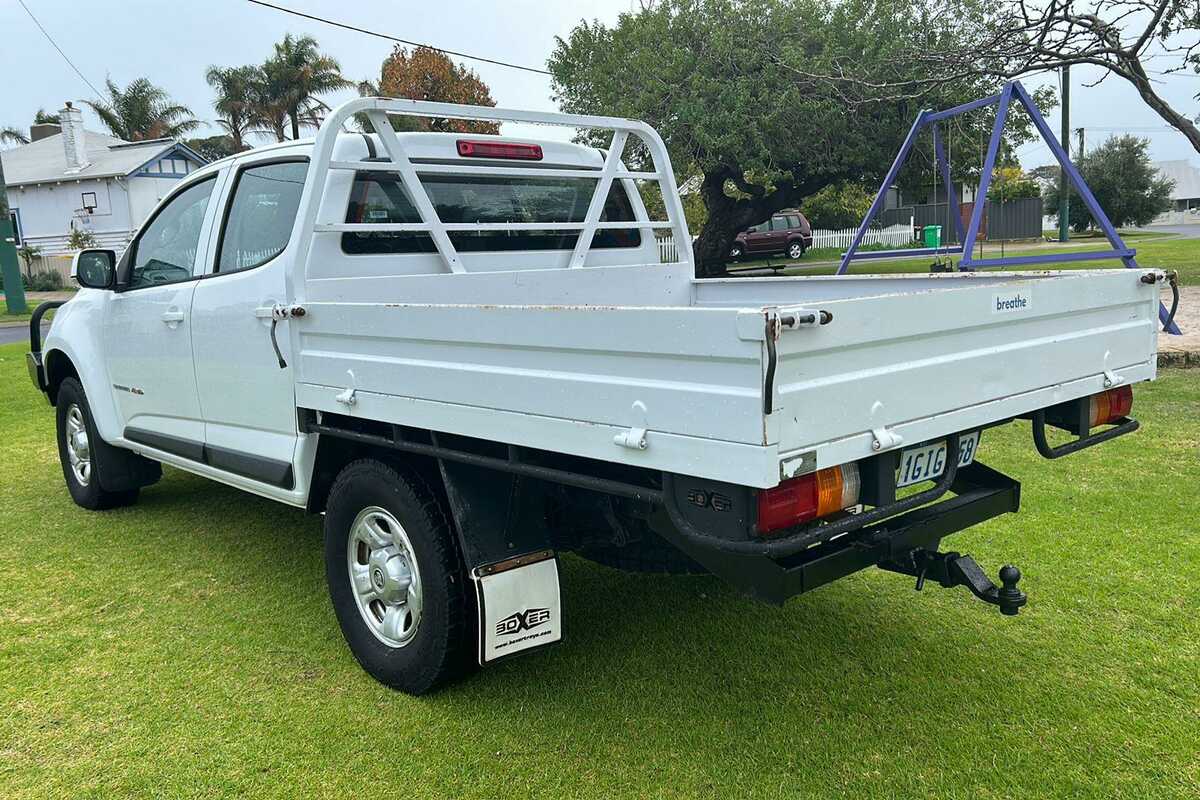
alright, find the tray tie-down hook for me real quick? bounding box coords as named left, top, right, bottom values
left=881, top=550, right=1027, bottom=616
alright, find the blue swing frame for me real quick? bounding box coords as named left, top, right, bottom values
left=837, top=81, right=1180, bottom=334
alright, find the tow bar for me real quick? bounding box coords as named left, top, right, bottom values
left=880, top=550, right=1027, bottom=616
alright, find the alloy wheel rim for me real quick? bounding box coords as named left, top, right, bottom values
left=347, top=506, right=423, bottom=647
left=65, top=404, right=91, bottom=487
left=789, top=243, right=802, bottom=258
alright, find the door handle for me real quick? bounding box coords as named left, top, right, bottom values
left=161, top=309, right=185, bottom=327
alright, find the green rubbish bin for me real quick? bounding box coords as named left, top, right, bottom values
left=922, top=225, right=943, bottom=248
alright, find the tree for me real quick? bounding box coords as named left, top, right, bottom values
left=362, top=45, right=499, bottom=134
left=185, top=135, right=240, bottom=162
left=33, top=109, right=60, bottom=125
left=986, top=166, right=1041, bottom=203
left=1043, top=135, right=1173, bottom=230
left=205, top=65, right=261, bottom=151
left=803, top=182, right=874, bottom=230
left=915, top=2, right=1200, bottom=157
left=0, top=127, right=28, bottom=146
left=17, top=243, right=42, bottom=277
left=85, top=77, right=200, bottom=141
left=549, top=0, right=1038, bottom=276
left=66, top=226, right=98, bottom=250
left=261, top=34, right=352, bottom=141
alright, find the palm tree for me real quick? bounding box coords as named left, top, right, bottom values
left=261, top=34, right=352, bottom=141
left=84, top=77, right=200, bottom=141
left=0, top=127, right=29, bottom=146
left=205, top=65, right=260, bottom=152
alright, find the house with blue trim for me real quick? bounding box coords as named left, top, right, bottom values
left=1, top=103, right=206, bottom=255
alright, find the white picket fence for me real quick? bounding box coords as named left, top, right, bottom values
left=655, top=232, right=681, bottom=263
left=810, top=223, right=915, bottom=251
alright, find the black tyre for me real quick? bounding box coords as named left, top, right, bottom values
left=787, top=240, right=805, bottom=260
left=324, top=459, right=474, bottom=695
left=55, top=378, right=144, bottom=510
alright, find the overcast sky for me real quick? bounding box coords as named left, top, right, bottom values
left=3, top=0, right=1199, bottom=168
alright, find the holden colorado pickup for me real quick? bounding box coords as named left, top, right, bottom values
left=27, top=98, right=1167, bottom=694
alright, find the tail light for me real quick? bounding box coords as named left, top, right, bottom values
left=456, top=139, right=543, bottom=160
left=1089, top=385, right=1133, bottom=427
left=756, top=462, right=861, bottom=536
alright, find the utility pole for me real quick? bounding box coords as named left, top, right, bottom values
left=1076, top=127, right=1085, bottom=157
left=0, top=147, right=29, bottom=315
left=1059, top=65, right=1070, bottom=242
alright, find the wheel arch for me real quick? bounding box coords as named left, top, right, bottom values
left=306, top=434, right=444, bottom=515
left=43, top=348, right=79, bottom=406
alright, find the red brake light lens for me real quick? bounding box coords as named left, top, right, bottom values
left=756, top=463, right=861, bottom=536
left=456, top=139, right=543, bottom=160
left=1089, top=385, right=1133, bottom=426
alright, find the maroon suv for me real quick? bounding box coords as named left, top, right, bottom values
left=729, top=210, right=813, bottom=261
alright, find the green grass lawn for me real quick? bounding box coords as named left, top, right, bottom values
left=1, top=298, right=32, bottom=324
left=1, top=345, right=1197, bottom=799
left=736, top=232, right=1200, bottom=285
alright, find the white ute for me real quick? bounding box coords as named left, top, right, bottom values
left=28, top=99, right=1166, bottom=694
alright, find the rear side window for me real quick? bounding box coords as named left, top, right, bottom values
left=217, top=161, right=308, bottom=273
left=786, top=214, right=802, bottom=228
left=342, top=172, right=641, bottom=255
left=770, top=216, right=789, bottom=232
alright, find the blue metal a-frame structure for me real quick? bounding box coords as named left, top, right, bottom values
left=838, top=80, right=1181, bottom=334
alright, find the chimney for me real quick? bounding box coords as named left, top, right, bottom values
left=59, top=101, right=89, bottom=172
left=30, top=123, right=61, bottom=142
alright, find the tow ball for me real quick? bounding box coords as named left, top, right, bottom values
left=880, top=550, right=1027, bottom=616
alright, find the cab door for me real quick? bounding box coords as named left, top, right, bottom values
left=190, top=158, right=309, bottom=488
left=104, top=173, right=223, bottom=454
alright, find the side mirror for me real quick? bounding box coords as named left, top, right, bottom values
left=72, top=249, right=116, bottom=289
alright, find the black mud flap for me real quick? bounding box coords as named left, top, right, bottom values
left=435, top=454, right=562, bottom=664
left=652, top=462, right=1021, bottom=606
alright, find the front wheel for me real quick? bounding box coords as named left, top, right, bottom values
left=55, top=378, right=142, bottom=510
left=787, top=240, right=805, bottom=260
left=729, top=244, right=743, bottom=260
left=324, top=459, right=474, bottom=695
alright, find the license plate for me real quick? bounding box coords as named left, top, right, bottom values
left=896, top=432, right=980, bottom=488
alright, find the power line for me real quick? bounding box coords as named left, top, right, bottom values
left=244, top=0, right=553, bottom=77
left=16, top=0, right=103, bottom=99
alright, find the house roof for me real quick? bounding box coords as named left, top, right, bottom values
left=1154, top=159, right=1200, bottom=201
left=1, top=130, right=205, bottom=187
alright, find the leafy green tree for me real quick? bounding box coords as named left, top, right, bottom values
left=204, top=65, right=261, bottom=151
left=261, top=34, right=352, bottom=141
left=803, top=182, right=874, bottom=230
left=986, top=166, right=1041, bottom=203
left=85, top=77, right=200, bottom=141
left=549, top=0, right=1042, bottom=276
left=184, top=135, right=240, bottom=162
left=1043, top=136, right=1173, bottom=231
left=17, top=243, right=42, bottom=277
left=33, top=109, right=60, bottom=125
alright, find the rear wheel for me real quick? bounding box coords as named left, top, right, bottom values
left=787, top=240, right=805, bottom=260
left=55, top=378, right=142, bottom=510
left=324, top=459, right=474, bottom=694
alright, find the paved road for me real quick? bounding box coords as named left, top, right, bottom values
left=0, top=323, right=39, bottom=346
left=1136, top=223, right=1200, bottom=239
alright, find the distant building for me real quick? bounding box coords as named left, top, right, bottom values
left=1151, top=159, right=1200, bottom=224
left=1, top=102, right=206, bottom=255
